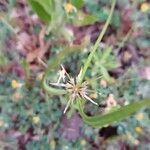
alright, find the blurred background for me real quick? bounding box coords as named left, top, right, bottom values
left=0, top=0, right=150, bottom=149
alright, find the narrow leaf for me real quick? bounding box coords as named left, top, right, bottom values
left=78, top=98, right=150, bottom=128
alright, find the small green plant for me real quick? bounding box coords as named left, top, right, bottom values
left=1, top=0, right=150, bottom=149
left=27, top=0, right=72, bottom=40
left=42, top=0, right=150, bottom=128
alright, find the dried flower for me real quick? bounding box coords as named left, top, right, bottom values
left=133, top=139, right=139, bottom=145
left=36, top=72, right=44, bottom=81
left=126, top=131, right=139, bottom=145
left=136, top=112, right=144, bottom=121
left=135, top=127, right=143, bottom=134
left=104, top=94, right=117, bottom=112
left=140, top=2, right=149, bottom=12
left=49, top=65, right=98, bottom=114
left=57, top=65, right=67, bottom=84
left=90, top=92, right=98, bottom=99
left=64, top=3, right=76, bottom=13
left=32, top=116, right=40, bottom=124
left=100, top=79, right=107, bottom=87
left=11, top=80, right=23, bottom=89
left=11, top=80, right=19, bottom=88
left=106, top=94, right=117, bottom=107
left=49, top=139, right=56, bottom=149
left=0, top=120, right=4, bottom=127
left=80, top=139, right=86, bottom=146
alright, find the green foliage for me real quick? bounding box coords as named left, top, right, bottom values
left=27, top=0, right=72, bottom=40
left=85, top=0, right=121, bottom=28
left=1, top=0, right=150, bottom=149
left=42, top=0, right=150, bottom=129
left=28, top=0, right=52, bottom=23
left=74, top=12, right=97, bottom=26
left=71, top=0, right=84, bottom=9
left=78, top=98, right=150, bottom=128
left=77, top=0, right=116, bottom=84
left=92, top=46, right=120, bottom=82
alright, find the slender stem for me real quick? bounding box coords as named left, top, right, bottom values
left=116, top=27, right=132, bottom=51
left=78, top=0, right=116, bottom=84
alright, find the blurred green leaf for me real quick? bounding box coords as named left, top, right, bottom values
left=74, top=11, right=97, bottom=26
left=71, top=0, right=84, bottom=9
left=78, top=98, right=150, bottom=128
left=100, top=46, right=112, bottom=63
left=21, top=59, right=30, bottom=78
left=92, top=46, right=120, bottom=82
left=111, top=11, right=120, bottom=28
left=27, top=0, right=52, bottom=23
left=0, top=54, right=8, bottom=66
left=100, top=64, right=112, bottom=82
left=86, top=1, right=120, bottom=28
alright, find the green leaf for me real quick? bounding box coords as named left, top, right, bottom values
left=71, top=0, right=84, bottom=9
left=27, top=0, right=52, bottom=23
left=74, top=11, right=97, bottom=26
left=32, top=0, right=53, bottom=15
left=100, top=46, right=112, bottom=64
left=78, top=98, right=150, bottom=128
left=100, top=65, right=112, bottom=82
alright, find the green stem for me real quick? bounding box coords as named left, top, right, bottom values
left=78, top=0, right=116, bottom=84
left=117, top=28, right=132, bottom=51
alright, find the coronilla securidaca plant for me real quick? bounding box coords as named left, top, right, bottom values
left=42, top=0, right=150, bottom=128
